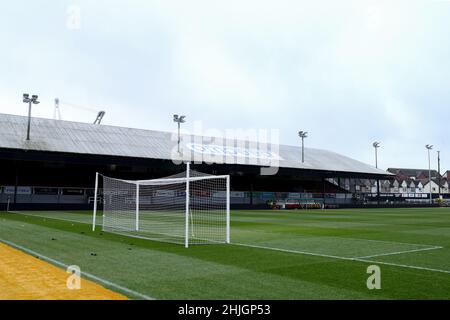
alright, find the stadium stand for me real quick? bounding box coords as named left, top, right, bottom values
left=0, top=113, right=392, bottom=210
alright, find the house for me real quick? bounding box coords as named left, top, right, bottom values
left=422, top=179, right=440, bottom=194
left=390, top=179, right=400, bottom=193
left=387, top=168, right=449, bottom=195
left=381, top=180, right=391, bottom=193
left=408, top=180, right=416, bottom=193
left=441, top=178, right=449, bottom=193
left=344, top=168, right=449, bottom=196
left=415, top=181, right=424, bottom=193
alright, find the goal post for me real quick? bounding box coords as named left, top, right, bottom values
left=136, top=183, right=139, bottom=231
left=226, top=175, right=230, bottom=244
left=6, top=196, right=10, bottom=212
left=92, top=164, right=230, bottom=247
left=185, top=162, right=190, bottom=248
left=92, top=172, right=99, bottom=231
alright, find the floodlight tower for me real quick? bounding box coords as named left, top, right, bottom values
left=54, top=98, right=61, bottom=120
left=173, top=114, right=186, bottom=154
left=372, top=142, right=380, bottom=168
left=372, top=142, right=381, bottom=204
left=298, top=131, right=308, bottom=163
left=437, top=150, right=441, bottom=197
left=22, top=93, right=40, bottom=140
left=426, top=144, right=433, bottom=204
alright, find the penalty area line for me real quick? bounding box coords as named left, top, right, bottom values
left=232, top=242, right=355, bottom=261
left=232, top=242, right=450, bottom=275
left=0, top=238, right=155, bottom=300
left=354, top=246, right=443, bottom=259
left=354, top=258, right=450, bottom=275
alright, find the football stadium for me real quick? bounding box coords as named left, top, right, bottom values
left=2, top=2, right=450, bottom=310
left=1, top=113, right=449, bottom=300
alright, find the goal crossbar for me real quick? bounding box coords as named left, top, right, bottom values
left=116, top=175, right=230, bottom=185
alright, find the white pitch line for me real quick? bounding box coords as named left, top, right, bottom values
left=236, top=225, right=438, bottom=249
left=8, top=211, right=100, bottom=226
left=355, top=246, right=443, bottom=259
left=353, top=258, right=450, bottom=275
left=0, top=238, right=154, bottom=300
left=233, top=242, right=450, bottom=275
left=341, top=236, right=440, bottom=249
left=232, top=242, right=355, bottom=261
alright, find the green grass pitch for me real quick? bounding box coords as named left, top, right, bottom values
left=0, top=208, right=449, bottom=299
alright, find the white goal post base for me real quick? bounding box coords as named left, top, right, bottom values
left=92, top=163, right=230, bottom=248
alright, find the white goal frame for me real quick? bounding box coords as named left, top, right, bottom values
left=92, top=163, right=230, bottom=248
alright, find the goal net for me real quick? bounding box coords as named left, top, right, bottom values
left=92, top=164, right=230, bottom=247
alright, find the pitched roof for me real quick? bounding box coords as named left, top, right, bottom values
left=0, top=113, right=390, bottom=176
left=388, top=167, right=450, bottom=187
left=387, top=168, right=440, bottom=179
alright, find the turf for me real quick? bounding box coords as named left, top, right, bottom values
left=0, top=208, right=449, bottom=299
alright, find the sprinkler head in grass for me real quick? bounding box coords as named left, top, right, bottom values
left=90, top=252, right=97, bottom=256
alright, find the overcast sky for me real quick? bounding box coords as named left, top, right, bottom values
left=1, top=0, right=449, bottom=172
